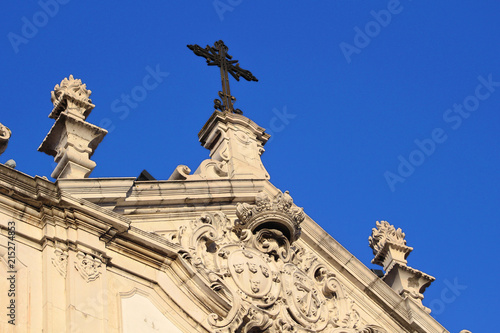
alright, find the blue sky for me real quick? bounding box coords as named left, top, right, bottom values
left=2, top=1, right=499, bottom=331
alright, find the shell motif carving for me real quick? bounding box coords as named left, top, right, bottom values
left=173, top=211, right=388, bottom=333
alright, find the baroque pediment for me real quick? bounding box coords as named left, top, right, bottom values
left=169, top=191, right=387, bottom=333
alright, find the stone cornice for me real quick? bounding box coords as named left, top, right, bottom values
left=371, top=241, right=413, bottom=268
left=38, top=112, right=107, bottom=158
left=59, top=177, right=269, bottom=209
left=0, top=165, right=180, bottom=266
left=384, top=262, right=436, bottom=285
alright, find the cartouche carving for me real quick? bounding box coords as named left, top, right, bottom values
left=51, top=248, right=68, bottom=277
left=173, top=208, right=387, bottom=332
left=74, top=251, right=102, bottom=282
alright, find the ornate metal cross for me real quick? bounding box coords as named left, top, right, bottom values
left=187, top=40, right=258, bottom=114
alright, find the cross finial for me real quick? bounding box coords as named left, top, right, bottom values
left=187, top=40, right=257, bottom=114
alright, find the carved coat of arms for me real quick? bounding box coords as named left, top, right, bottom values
left=171, top=191, right=387, bottom=333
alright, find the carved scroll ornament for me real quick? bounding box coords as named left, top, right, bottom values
left=172, top=208, right=387, bottom=333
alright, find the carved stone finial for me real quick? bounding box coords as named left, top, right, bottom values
left=368, top=221, right=435, bottom=312
left=0, top=123, right=12, bottom=156
left=369, top=220, right=407, bottom=256
left=39, top=75, right=106, bottom=179
left=236, top=190, right=305, bottom=243
left=369, top=220, right=413, bottom=270
left=50, top=74, right=94, bottom=120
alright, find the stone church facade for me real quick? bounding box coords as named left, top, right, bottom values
left=0, top=75, right=469, bottom=332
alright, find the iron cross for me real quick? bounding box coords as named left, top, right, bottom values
left=187, top=40, right=258, bottom=114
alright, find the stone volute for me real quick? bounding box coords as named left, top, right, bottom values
left=369, top=221, right=435, bottom=312
left=38, top=75, right=107, bottom=179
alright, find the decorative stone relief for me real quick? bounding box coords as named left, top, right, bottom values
left=236, top=190, right=305, bottom=243
left=39, top=75, right=107, bottom=179
left=168, top=165, right=192, bottom=180
left=368, top=220, right=406, bottom=255
left=368, top=221, right=434, bottom=313
left=74, top=251, right=102, bottom=282
left=51, top=248, right=69, bottom=278
left=172, top=193, right=387, bottom=333
left=51, top=74, right=92, bottom=103
left=0, top=122, right=11, bottom=156
left=50, top=74, right=94, bottom=120
left=186, top=111, right=271, bottom=180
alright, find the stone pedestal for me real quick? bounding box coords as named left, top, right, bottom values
left=195, top=110, right=270, bottom=180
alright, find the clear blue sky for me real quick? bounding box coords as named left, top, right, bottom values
left=2, top=1, right=499, bottom=332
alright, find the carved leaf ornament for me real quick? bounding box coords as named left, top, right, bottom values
left=173, top=191, right=387, bottom=333
left=51, top=74, right=92, bottom=105
left=368, top=221, right=406, bottom=255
